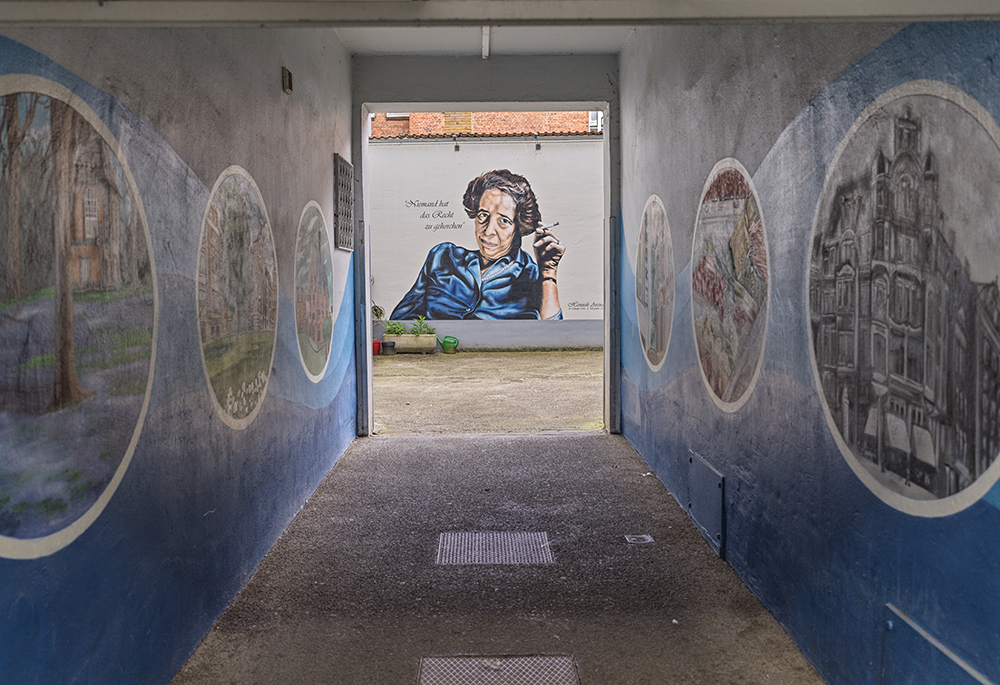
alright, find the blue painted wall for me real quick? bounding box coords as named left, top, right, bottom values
left=620, top=23, right=1000, bottom=684
left=0, top=32, right=357, bottom=683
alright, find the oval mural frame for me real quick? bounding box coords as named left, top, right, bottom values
left=690, top=158, right=770, bottom=413
left=635, top=194, right=674, bottom=372
left=807, top=80, right=1000, bottom=517
left=196, top=165, right=278, bottom=430
left=0, top=75, right=157, bottom=559
left=294, top=201, right=334, bottom=383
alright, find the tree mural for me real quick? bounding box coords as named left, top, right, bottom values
left=0, top=81, right=154, bottom=552
left=197, top=168, right=276, bottom=427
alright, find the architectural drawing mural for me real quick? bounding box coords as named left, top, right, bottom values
left=390, top=169, right=567, bottom=321
left=197, top=167, right=276, bottom=429
left=635, top=194, right=673, bottom=371
left=294, top=202, right=334, bottom=381
left=691, top=160, right=769, bottom=411
left=0, top=77, right=154, bottom=555
left=810, top=82, right=1000, bottom=507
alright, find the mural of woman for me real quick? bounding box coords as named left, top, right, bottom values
left=390, top=169, right=566, bottom=320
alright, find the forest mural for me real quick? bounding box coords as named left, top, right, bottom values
left=0, top=77, right=154, bottom=555
left=196, top=167, right=276, bottom=429
left=294, top=202, right=333, bottom=381
left=691, top=160, right=769, bottom=411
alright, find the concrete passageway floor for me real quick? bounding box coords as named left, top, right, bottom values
left=372, top=350, right=604, bottom=435
left=173, top=431, right=823, bottom=684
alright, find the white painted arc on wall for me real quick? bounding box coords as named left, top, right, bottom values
left=0, top=74, right=158, bottom=559
left=806, top=79, right=1000, bottom=517
left=690, top=157, right=770, bottom=414
left=195, top=165, right=278, bottom=431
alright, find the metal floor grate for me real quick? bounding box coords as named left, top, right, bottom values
left=436, top=531, right=554, bottom=565
left=418, top=655, right=580, bottom=685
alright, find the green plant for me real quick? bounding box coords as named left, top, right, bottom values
left=384, top=320, right=407, bottom=335
left=407, top=316, right=436, bottom=335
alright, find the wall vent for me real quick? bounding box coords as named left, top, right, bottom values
left=333, top=153, right=354, bottom=251
left=281, top=67, right=292, bottom=94
left=687, top=451, right=725, bottom=557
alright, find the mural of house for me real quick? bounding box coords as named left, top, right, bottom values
left=811, top=110, right=1000, bottom=498
left=296, top=229, right=332, bottom=345
left=68, top=122, right=123, bottom=291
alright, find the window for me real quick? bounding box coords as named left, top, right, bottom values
left=907, top=336, right=923, bottom=384
left=890, top=331, right=905, bottom=376
left=873, top=279, right=888, bottom=320
left=895, top=175, right=917, bottom=220
left=839, top=331, right=853, bottom=366
left=837, top=278, right=855, bottom=311
left=83, top=187, right=99, bottom=240
left=873, top=331, right=887, bottom=377
left=589, top=111, right=604, bottom=132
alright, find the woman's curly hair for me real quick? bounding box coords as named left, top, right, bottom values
left=462, top=169, right=541, bottom=236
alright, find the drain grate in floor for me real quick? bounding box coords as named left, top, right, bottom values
left=418, top=655, right=580, bottom=685
left=436, top=531, right=554, bottom=565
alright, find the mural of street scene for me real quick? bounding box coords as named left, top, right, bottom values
left=810, top=84, right=1000, bottom=503
left=294, top=202, right=333, bottom=381
left=0, top=81, right=154, bottom=546
left=197, top=168, right=276, bottom=428
left=636, top=194, right=673, bottom=370
left=691, top=161, right=769, bottom=410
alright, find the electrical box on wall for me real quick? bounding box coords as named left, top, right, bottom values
left=688, top=451, right=725, bottom=557
left=333, top=153, right=354, bottom=251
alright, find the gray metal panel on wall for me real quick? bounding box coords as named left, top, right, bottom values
left=688, top=451, right=725, bottom=557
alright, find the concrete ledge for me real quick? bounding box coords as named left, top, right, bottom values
left=381, top=319, right=603, bottom=350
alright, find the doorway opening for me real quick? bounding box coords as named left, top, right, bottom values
left=358, top=105, right=613, bottom=436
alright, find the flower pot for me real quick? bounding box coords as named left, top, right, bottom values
left=381, top=340, right=396, bottom=355
left=382, top=333, right=437, bottom=354
left=372, top=339, right=381, bottom=355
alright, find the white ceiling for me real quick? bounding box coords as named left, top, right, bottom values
left=1, top=0, right=998, bottom=58
left=335, top=25, right=637, bottom=56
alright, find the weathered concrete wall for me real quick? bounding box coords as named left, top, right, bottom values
left=0, top=28, right=356, bottom=683
left=620, top=22, right=1000, bottom=684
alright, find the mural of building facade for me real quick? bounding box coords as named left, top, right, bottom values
left=294, top=202, right=334, bottom=381
left=810, top=82, right=1000, bottom=507
left=0, top=76, right=155, bottom=557
left=691, top=160, right=769, bottom=411
left=635, top=194, right=673, bottom=371
left=197, top=167, right=276, bottom=429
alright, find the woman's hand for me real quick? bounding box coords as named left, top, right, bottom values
left=534, top=225, right=565, bottom=320
left=533, top=226, right=566, bottom=278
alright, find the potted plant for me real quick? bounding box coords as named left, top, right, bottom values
left=382, top=316, right=438, bottom=354
left=370, top=302, right=386, bottom=355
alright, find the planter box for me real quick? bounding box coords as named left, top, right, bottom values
left=382, top=333, right=437, bottom=354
